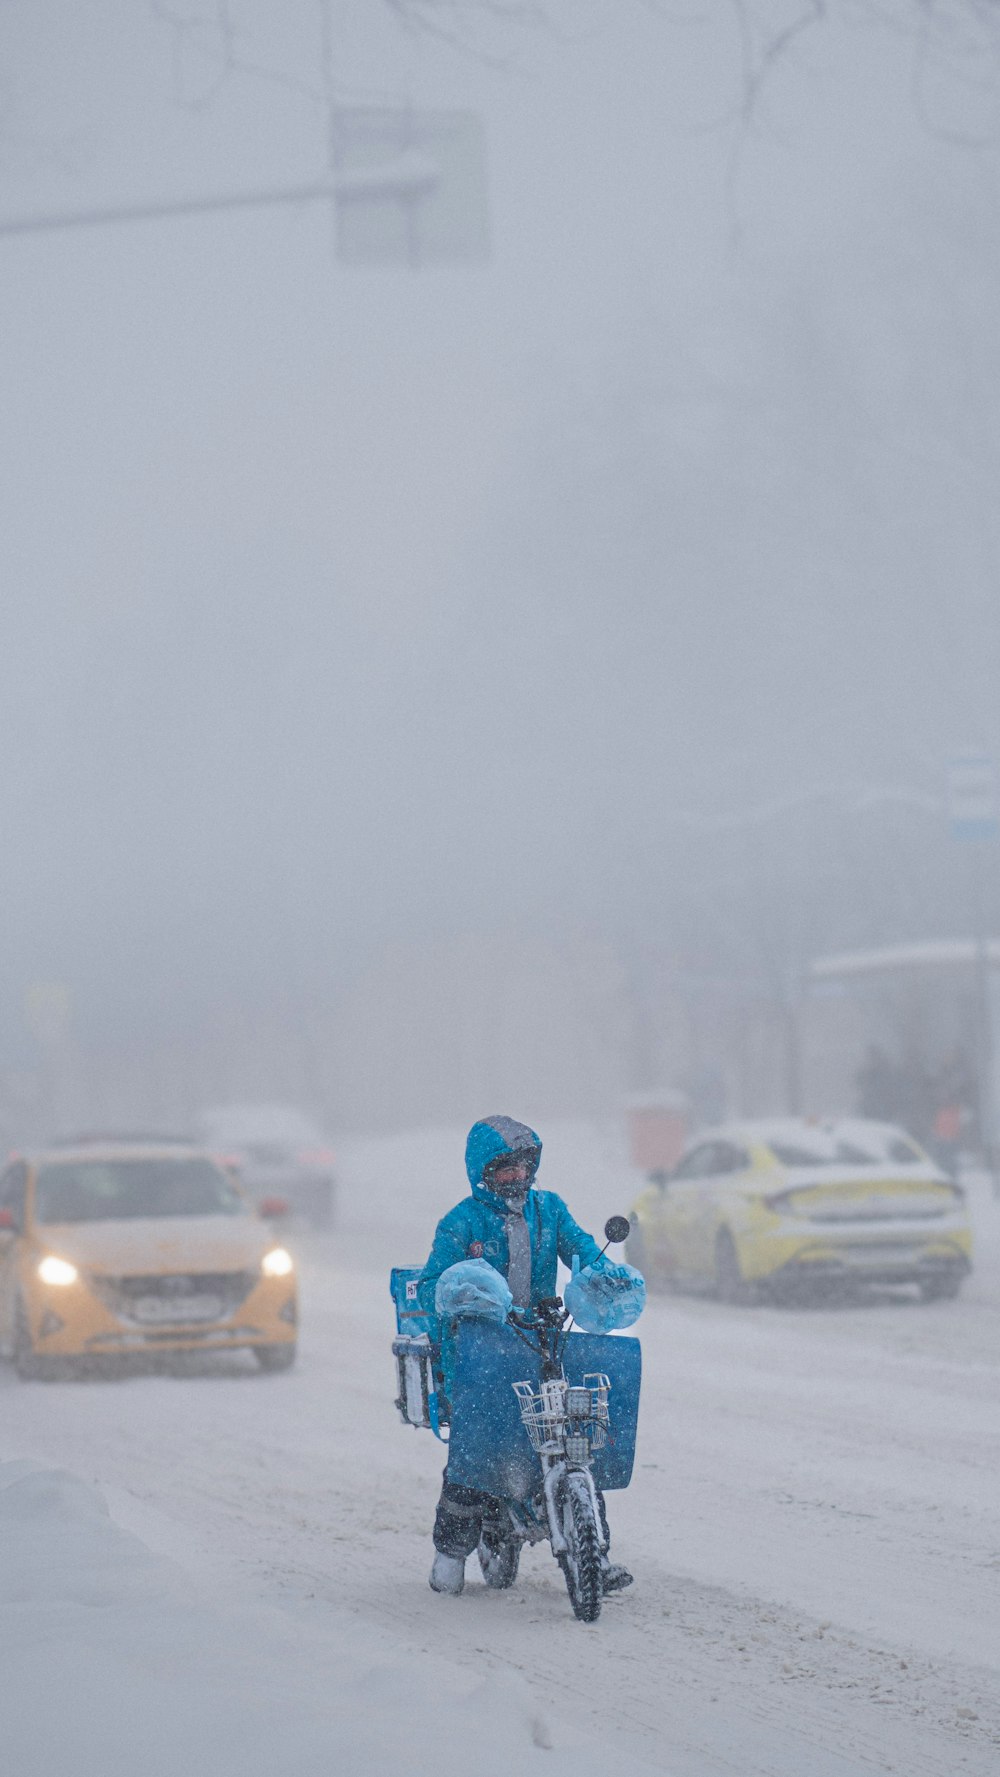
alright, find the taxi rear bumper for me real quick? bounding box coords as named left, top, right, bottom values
left=739, top=1207, right=972, bottom=1284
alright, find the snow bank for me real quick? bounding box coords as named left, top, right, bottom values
left=0, top=1458, right=664, bottom=1777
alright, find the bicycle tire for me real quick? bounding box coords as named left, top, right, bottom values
left=558, top=1471, right=602, bottom=1623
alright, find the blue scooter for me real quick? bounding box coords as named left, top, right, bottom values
left=391, top=1217, right=642, bottom=1622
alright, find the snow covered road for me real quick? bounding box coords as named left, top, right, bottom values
left=3, top=1125, right=1000, bottom=1776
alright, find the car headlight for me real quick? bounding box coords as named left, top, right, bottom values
left=37, top=1255, right=79, bottom=1287
left=261, top=1246, right=294, bottom=1278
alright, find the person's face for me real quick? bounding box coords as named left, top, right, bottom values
left=487, top=1159, right=531, bottom=1195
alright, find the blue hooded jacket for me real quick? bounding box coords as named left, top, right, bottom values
left=417, top=1117, right=608, bottom=1330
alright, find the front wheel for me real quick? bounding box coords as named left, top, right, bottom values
left=254, top=1342, right=297, bottom=1372
left=558, top=1472, right=603, bottom=1623
left=13, top=1300, right=53, bottom=1380
left=625, top=1221, right=650, bottom=1279
left=714, top=1229, right=752, bottom=1305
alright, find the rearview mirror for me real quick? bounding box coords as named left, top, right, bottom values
left=604, top=1215, right=631, bottom=1245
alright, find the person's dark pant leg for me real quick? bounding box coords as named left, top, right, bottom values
left=432, top=1471, right=487, bottom=1558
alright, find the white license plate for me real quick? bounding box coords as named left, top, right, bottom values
left=132, top=1294, right=223, bottom=1324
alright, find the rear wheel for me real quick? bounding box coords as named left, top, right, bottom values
left=558, top=1471, right=602, bottom=1623
left=918, top=1274, right=964, bottom=1303
left=714, top=1229, right=752, bottom=1306
left=477, top=1528, right=521, bottom=1589
left=254, top=1342, right=297, bottom=1372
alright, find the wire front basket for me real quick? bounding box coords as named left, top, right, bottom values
left=513, top=1373, right=610, bottom=1455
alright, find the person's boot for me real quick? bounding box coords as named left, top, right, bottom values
left=600, top=1558, right=633, bottom=1594
left=429, top=1551, right=466, bottom=1595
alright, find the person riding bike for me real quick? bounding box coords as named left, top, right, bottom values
left=418, top=1114, right=637, bottom=1597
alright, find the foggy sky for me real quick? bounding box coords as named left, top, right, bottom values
left=2, top=1, right=1000, bottom=1056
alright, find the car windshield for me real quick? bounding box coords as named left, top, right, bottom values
left=33, top=1158, right=247, bottom=1224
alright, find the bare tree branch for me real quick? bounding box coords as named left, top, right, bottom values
left=141, top=1, right=1000, bottom=123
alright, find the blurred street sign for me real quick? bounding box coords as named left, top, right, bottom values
left=330, top=107, right=490, bottom=268
left=0, top=107, right=490, bottom=269
left=948, top=752, right=998, bottom=843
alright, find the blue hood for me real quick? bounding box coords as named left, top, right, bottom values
left=465, top=1116, right=542, bottom=1195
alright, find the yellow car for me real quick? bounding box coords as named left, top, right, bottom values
left=627, top=1117, right=973, bottom=1304
left=0, top=1142, right=298, bottom=1376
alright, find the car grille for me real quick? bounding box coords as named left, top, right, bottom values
left=88, top=1270, right=256, bottom=1324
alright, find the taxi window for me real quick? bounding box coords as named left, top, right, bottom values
left=769, top=1136, right=921, bottom=1168
left=674, top=1144, right=729, bottom=1180
left=34, top=1158, right=246, bottom=1224
left=672, top=1145, right=712, bottom=1180
left=885, top=1137, right=922, bottom=1164
left=769, top=1143, right=832, bottom=1167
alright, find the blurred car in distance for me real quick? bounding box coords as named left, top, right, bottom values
left=0, top=1141, right=298, bottom=1377
left=196, top=1104, right=336, bottom=1229
left=627, top=1117, right=972, bottom=1304
left=45, top=1131, right=197, bottom=1150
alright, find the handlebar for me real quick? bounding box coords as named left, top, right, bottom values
left=507, top=1296, right=569, bottom=1378
left=509, top=1296, right=566, bottom=1332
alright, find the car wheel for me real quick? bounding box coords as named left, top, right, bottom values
left=627, top=1219, right=676, bottom=1293
left=918, top=1274, right=963, bottom=1303
left=626, top=1221, right=649, bottom=1277
left=254, top=1342, right=297, bottom=1372
left=714, top=1229, right=752, bottom=1306
left=13, top=1300, right=50, bottom=1380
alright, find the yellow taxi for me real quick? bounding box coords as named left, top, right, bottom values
left=0, top=1142, right=298, bottom=1376
left=627, top=1117, right=973, bottom=1304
